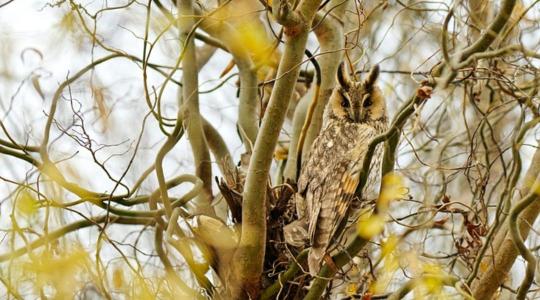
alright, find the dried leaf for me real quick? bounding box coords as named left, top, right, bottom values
left=416, top=85, right=433, bottom=100
left=90, top=80, right=110, bottom=129
left=274, top=145, right=288, bottom=160
left=112, top=267, right=124, bottom=290
left=31, top=74, right=45, bottom=100
left=220, top=59, right=235, bottom=78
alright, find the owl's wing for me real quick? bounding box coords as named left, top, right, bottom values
left=284, top=148, right=325, bottom=248
left=307, top=159, right=362, bottom=274
left=297, top=137, right=326, bottom=221
left=306, top=125, right=374, bottom=248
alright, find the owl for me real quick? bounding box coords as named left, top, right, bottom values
left=283, top=63, right=388, bottom=275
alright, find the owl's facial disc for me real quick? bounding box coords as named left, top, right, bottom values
left=338, top=85, right=380, bottom=122
left=336, top=64, right=385, bottom=123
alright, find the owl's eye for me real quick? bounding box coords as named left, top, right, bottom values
left=363, top=97, right=373, bottom=107
left=339, top=89, right=351, bottom=107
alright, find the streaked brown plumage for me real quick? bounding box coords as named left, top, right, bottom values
left=284, top=63, right=388, bottom=275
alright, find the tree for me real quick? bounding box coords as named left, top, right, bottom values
left=0, top=0, right=539, bottom=299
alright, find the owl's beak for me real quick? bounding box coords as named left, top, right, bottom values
left=353, top=108, right=363, bottom=122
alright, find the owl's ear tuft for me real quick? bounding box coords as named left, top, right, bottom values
left=337, top=62, right=352, bottom=90
left=364, top=64, right=380, bottom=90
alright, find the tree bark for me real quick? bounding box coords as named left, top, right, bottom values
left=230, top=0, right=322, bottom=297
left=178, top=0, right=214, bottom=215
left=471, top=146, right=540, bottom=299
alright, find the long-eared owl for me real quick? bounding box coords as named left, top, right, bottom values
left=284, top=63, right=388, bottom=275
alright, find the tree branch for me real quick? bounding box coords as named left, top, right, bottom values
left=0, top=215, right=155, bottom=262
left=472, top=145, right=540, bottom=299
left=177, top=0, right=214, bottom=215
left=196, top=11, right=259, bottom=146
left=231, top=0, right=323, bottom=297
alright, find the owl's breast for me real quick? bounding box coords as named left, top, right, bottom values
left=324, top=122, right=377, bottom=158
left=298, top=120, right=384, bottom=194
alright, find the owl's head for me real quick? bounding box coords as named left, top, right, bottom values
left=328, top=63, right=386, bottom=123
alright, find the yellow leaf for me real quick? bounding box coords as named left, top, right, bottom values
left=112, top=267, right=124, bottom=290
left=413, top=263, right=447, bottom=297
left=133, top=277, right=155, bottom=300
left=194, top=215, right=238, bottom=250
left=480, top=261, right=489, bottom=272
left=384, top=254, right=399, bottom=273
left=381, top=235, right=399, bottom=257
left=274, top=145, right=289, bottom=160
left=422, top=276, right=443, bottom=294
left=369, top=254, right=397, bottom=295
left=23, top=247, right=88, bottom=298
left=346, top=283, right=357, bottom=296
left=529, top=178, right=540, bottom=195
left=378, top=172, right=406, bottom=211
left=357, top=213, right=385, bottom=239
left=234, top=20, right=272, bottom=65
left=220, top=59, right=236, bottom=78
left=16, top=188, right=38, bottom=216
left=58, top=10, right=76, bottom=32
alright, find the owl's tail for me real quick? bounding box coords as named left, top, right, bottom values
left=308, top=247, right=325, bottom=276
